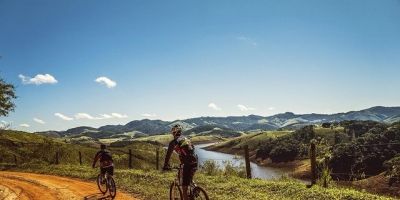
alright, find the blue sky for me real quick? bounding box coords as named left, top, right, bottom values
left=0, top=0, right=399, bottom=132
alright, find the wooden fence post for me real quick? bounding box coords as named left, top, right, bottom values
left=14, top=155, right=17, bottom=166
left=79, top=151, right=82, bottom=165
left=55, top=152, right=59, bottom=165
left=323, top=156, right=329, bottom=188
left=156, top=148, right=160, bottom=170
left=244, top=145, right=251, bottom=179
left=310, top=141, right=317, bottom=185
left=129, top=149, right=133, bottom=169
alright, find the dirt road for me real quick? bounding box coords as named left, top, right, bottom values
left=0, top=171, right=139, bottom=200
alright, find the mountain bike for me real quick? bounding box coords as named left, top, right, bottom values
left=96, top=168, right=117, bottom=199
left=167, top=165, right=209, bottom=200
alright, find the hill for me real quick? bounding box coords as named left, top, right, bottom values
left=0, top=129, right=165, bottom=169
left=207, top=130, right=292, bottom=155
left=36, top=106, right=400, bottom=141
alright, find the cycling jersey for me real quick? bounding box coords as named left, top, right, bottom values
left=93, top=150, right=114, bottom=168
left=165, top=135, right=198, bottom=165
left=163, top=135, right=198, bottom=186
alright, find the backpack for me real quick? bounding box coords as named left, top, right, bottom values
left=175, top=136, right=197, bottom=164
left=99, top=150, right=113, bottom=162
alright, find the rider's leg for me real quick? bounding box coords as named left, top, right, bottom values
left=182, top=186, right=189, bottom=200
left=106, top=166, right=114, bottom=185
left=182, top=164, right=196, bottom=200
left=100, top=167, right=106, bottom=183
left=108, top=166, right=114, bottom=176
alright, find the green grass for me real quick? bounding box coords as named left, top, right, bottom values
left=8, top=164, right=395, bottom=200
left=134, top=134, right=172, bottom=145
left=0, top=130, right=167, bottom=169
left=188, top=135, right=226, bottom=144
left=208, top=131, right=291, bottom=153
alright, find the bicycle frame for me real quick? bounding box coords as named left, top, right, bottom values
left=172, top=166, right=197, bottom=196
left=169, top=165, right=209, bottom=200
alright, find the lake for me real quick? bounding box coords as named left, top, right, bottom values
left=195, top=143, right=290, bottom=180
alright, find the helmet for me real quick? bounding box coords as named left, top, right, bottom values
left=171, top=124, right=182, bottom=136
left=100, top=144, right=106, bottom=150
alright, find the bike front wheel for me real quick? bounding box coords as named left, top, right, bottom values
left=169, top=182, right=183, bottom=200
left=108, top=176, right=117, bottom=199
left=191, top=186, right=209, bottom=200
left=97, top=174, right=107, bottom=194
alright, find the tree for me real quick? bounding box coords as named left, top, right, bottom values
left=322, top=123, right=331, bottom=128
left=269, top=139, right=299, bottom=163
left=0, top=78, right=16, bottom=117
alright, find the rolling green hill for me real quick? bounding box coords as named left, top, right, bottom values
left=206, top=130, right=292, bottom=155
left=0, top=129, right=166, bottom=169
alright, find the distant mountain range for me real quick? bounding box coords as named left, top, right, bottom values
left=37, top=106, right=400, bottom=138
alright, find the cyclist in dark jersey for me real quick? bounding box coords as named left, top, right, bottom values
left=163, top=124, right=198, bottom=200
left=92, top=144, right=114, bottom=177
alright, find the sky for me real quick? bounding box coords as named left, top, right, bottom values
left=0, top=0, right=400, bottom=132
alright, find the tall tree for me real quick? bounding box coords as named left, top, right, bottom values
left=0, top=78, right=16, bottom=117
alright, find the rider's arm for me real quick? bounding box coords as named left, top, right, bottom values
left=163, top=140, right=175, bottom=169
left=92, top=151, right=100, bottom=168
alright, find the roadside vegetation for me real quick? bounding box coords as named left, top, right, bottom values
left=6, top=164, right=394, bottom=200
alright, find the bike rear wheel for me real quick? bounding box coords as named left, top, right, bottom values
left=169, top=182, right=183, bottom=200
left=108, top=176, right=117, bottom=199
left=97, top=174, right=107, bottom=194
left=191, top=186, right=209, bottom=200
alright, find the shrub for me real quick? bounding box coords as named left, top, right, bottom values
left=200, top=160, right=221, bottom=176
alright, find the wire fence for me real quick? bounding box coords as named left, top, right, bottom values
left=2, top=137, right=399, bottom=186
left=0, top=143, right=169, bottom=171
left=0, top=143, right=255, bottom=180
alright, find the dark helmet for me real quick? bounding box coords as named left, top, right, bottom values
left=171, top=124, right=183, bottom=136
left=100, top=144, right=106, bottom=150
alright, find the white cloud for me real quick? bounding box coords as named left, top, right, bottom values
left=55, top=112, right=128, bottom=121
left=75, top=112, right=128, bottom=120
left=19, top=74, right=58, bottom=85
left=54, top=113, right=74, bottom=121
left=236, top=36, right=258, bottom=46
left=33, top=118, right=45, bottom=124
left=141, top=113, right=157, bottom=118
left=95, top=76, right=117, bottom=88
left=75, top=113, right=99, bottom=120
left=208, top=103, right=221, bottom=111
left=237, top=104, right=255, bottom=111
left=100, top=114, right=113, bottom=119
left=19, top=124, right=30, bottom=127
left=111, top=113, right=128, bottom=118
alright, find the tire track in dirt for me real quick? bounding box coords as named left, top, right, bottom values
left=0, top=171, right=139, bottom=200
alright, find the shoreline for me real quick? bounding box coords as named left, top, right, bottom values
left=204, top=142, right=311, bottom=180
left=200, top=142, right=311, bottom=181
